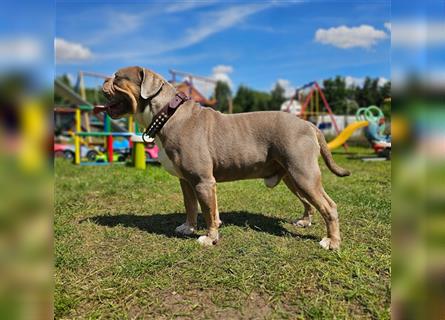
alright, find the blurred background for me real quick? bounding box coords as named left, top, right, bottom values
left=0, top=0, right=53, bottom=319
left=0, top=0, right=444, bottom=318
left=392, top=0, right=445, bottom=319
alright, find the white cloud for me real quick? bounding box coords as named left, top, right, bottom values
left=384, top=22, right=391, bottom=32
left=80, top=3, right=273, bottom=60
left=315, top=24, right=388, bottom=49
left=392, top=21, right=445, bottom=48
left=55, top=38, right=92, bottom=63
left=111, top=12, right=145, bottom=31
left=176, top=4, right=271, bottom=53
left=213, top=65, right=233, bottom=75
left=211, top=65, right=233, bottom=90
left=0, top=37, right=42, bottom=63
left=102, top=4, right=271, bottom=59
left=84, top=11, right=147, bottom=46
left=65, top=73, right=75, bottom=85
left=273, top=79, right=295, bottom=98
left=344, top=76, right=388, bottom=88
left=378, top=77, right=389, bottom=86
left=345, top=76, right=364, bottom=88
left=166, top=0, right=217, bottom=13
left=184, top=65, right=234, bottom=98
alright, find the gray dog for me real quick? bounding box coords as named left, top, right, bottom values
left=97, top=66, right=350, bottom=250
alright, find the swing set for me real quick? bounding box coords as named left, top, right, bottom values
left=284, top=81, right=346, bottom=149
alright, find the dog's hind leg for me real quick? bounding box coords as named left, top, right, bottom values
left=285, top=163, right=341, bottom=250
left=283, top=175, right=315, bottom=227
left=175, top=179, right=199, bottom=235
left=192, top=178, right=220, bottom=246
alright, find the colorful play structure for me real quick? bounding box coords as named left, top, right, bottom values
left=326, top=105, right=391, bottom=159
left=54, top=69, right=223, bottom=169
left=284, top=81, right=346, bottom=149
left=356, top=105, right=391, bottom=158
left=55, top=69, right=392, bottom=168
left=73, top=105, right=133, bottom=165
left=282, top=81, right=391, bottom=158
left=54, top=73, right=154, bottom=169
left=326, top=121, right=368, bottom=150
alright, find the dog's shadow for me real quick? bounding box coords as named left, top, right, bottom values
left=83, top=211, right=318, bottom=240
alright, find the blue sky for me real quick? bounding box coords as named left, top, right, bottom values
left=0, top=0, right=53, bottom=86
left=55, top=0, right=391, bottom=96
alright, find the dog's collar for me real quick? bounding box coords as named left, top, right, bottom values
left=142, top=91, right=190, bottom=143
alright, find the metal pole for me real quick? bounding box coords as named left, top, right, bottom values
left=314, top=82, right=348, bottom=150
left=189, top=77, right=193, bottom=96
left=79, top=72, right=86, bottom=100
left=75, top=109, right=81, bottom=165
left=300, top=87, right=315, bottom=120
left=105, top=115, right=113, bottom=163
left=228, top=97, right=233, bottom=114
left=128, top=115, right=134, bottom=133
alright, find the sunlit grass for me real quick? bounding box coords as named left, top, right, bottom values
left=55, top=147, right=390, bottom=319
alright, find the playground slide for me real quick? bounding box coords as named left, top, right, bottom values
left=55, top=79, right=126, bottom=133
left=327, top=121, right=369, bottom=150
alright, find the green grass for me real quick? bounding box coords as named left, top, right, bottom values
left=55, top=147, right=391, bottom=319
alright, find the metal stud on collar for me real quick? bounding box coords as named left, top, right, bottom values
left=142, top=131, right=154, bottom=143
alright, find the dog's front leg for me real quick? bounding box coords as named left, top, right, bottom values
left=175, top=179, right=198, bottom=235
left=193, top=178, right=219, bottom=246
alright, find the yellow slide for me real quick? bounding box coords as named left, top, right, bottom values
left=327, top=121, right=369, bottom=150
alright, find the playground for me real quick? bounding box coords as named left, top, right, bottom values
left=55, top=146, right=390, bottom=319
left=50, top=0, right=396, bottom=317
left=54, top=71, right=391, bottom=167
left=53, top=69, right=228, bottom=167
left=54, top=68, right=392, bottom=318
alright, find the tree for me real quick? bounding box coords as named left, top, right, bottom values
left=356, top=77, right=383, bottom=108
left=55, top=74, right=107, bottom=105
left=252, top=91, right=270, bottom=111
left=54, top=75, right=73, bottom=104
left=379, top=81, right=391, bottom=119
left=233, top=85, right=274, bottom=113
left=230, top=76, right=391, bottom=115
left=213, top=81, right=232, bottom=113
left=322, top=76, right=348, bottom=114
left=58, top=74, right=72, bottom=88
left=233, top=85, right=255, bottom=113
left=84, top=86, right=107, bottom=105
left=270, top=83, right=286, bottom=110
left=321, top=76, right=390, bottom=115
left=380, top=81, right=391, bottom=100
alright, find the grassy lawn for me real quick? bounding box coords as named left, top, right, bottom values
left=55, top=147, right=391, bottom=319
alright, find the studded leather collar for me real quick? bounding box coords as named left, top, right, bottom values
left=142, top=91, right=190, bottom=143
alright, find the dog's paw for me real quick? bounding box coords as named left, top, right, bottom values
left=293, top=219, right=311, bottom=228
left=175, top=223, right=195, bottom=235
left=319, top=237, right=340, bottom=250
left=197, top=235, right=218, bottom=246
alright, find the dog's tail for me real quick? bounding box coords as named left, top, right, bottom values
left=313, top=125, right=351, bottom=177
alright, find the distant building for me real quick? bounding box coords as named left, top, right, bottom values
left=173, top=81, right=217, bottom=108
left=280, top=99, right=302, bottom=115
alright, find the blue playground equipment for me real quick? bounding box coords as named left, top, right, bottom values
left=356, top=106, right=391, bottom=159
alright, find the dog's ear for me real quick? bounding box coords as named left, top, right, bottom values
left=140, top=68, right=164, bottom=99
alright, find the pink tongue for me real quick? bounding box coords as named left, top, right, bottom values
left=93, top=105, right=107, bottom=115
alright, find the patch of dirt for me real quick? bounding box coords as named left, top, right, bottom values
left=126, top=289, right=273, bottom=319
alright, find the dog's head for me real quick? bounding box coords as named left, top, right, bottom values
left=98, top=66, right=166, bottom=119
